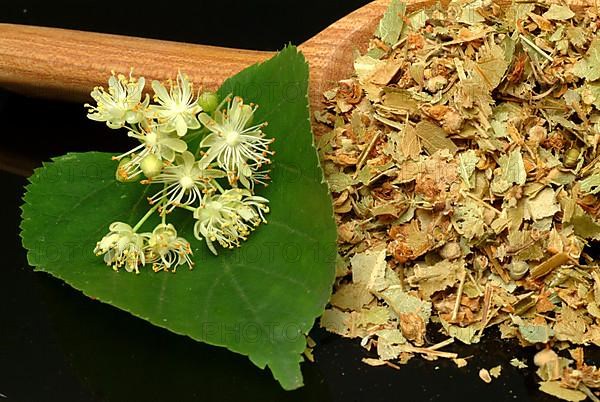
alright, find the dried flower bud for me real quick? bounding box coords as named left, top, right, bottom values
left=425, top=75, right=448, bottom=93
left=508, top=260, right=529, bottom=280
left=439, top=241, right=461, bottom=260
left=479, top=368, right=492, bottom=384
left=563, top=147, right=580, bottom=168
left=473, top=255, right=488, bottom=271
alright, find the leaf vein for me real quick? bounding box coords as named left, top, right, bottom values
left=233, top=263, right=310, bottom=291
left=45, top=180, right=116, bottom=228
left=269, top=220, right=319, bottom=243
left=222, top=261, right=263, bottom=325
left=202, top=270, right=227, bottom=323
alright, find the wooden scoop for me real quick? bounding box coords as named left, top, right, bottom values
left=0, top=0, right=591, bottom=112
left=0, top=0, right=436, bottom=114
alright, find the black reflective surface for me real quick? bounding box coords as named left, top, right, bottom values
left=1, top=1, right=594, bottom=401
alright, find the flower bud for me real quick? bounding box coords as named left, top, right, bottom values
left=140, top=153, right=163, bottom=178
left=563, top=147, right=580, bottom=168
left=439, top=241, right=461, bottom=260
left=198, top=91, right=219, bottom=114
left=508, top=260, right=529, bottom=280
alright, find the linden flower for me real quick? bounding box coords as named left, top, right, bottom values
left=148, top=71, right=202, bottom=136
left=148, top=151, right=224, bottom=211
left=145, top=223, right=193, bottom=272
left=94, top=222, right=149, bottom=274
left=198, top=96, right=274, bottom=188
left=115, top=126, right=188, bottom=180
left=86, top=73, right=149, bottom=129
left=193, top=188, right=270, bottom=255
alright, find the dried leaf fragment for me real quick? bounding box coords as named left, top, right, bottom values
left=414, top=121, right=458, bottom=155
left=539, top=381, right=587, bottom=401
left=490, top=148, right=526, bottom=194
left=572, top=38, right=600, bottom=81
left=489, top=365, right=502, bottom=378
left=510, top=358, right=528, bottom=369
left=543, top=4, right=575, bottom=21
left=375, top=0, right=406, bottom=46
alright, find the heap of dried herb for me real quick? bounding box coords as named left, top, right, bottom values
left=317, top=0, right=600, bottom=399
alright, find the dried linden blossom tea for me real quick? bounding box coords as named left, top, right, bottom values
left=317, top=0, right=600, bottom=398
left=87, top=71, right=273, bottom=273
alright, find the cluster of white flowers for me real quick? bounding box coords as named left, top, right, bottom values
left=87, top=71, right=274, bottom=274
left=93, top=221, right=191, bottom=273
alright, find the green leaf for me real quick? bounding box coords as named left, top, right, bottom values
left=20, top=46, right=337, bottom=390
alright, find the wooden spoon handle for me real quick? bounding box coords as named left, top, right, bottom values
left=0, top=23, right=273, bottom=101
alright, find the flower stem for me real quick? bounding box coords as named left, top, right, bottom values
left=212, top=179, right=226, bottom=194
left=179, top=204, right=196, bottom=212
left=160, top=185, right=168, bottom=225
left=519, top=34, right=553, bottom=63
left=192, top=127, right=210, bottom=157
left=133, top=203, right=160, bottom=232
